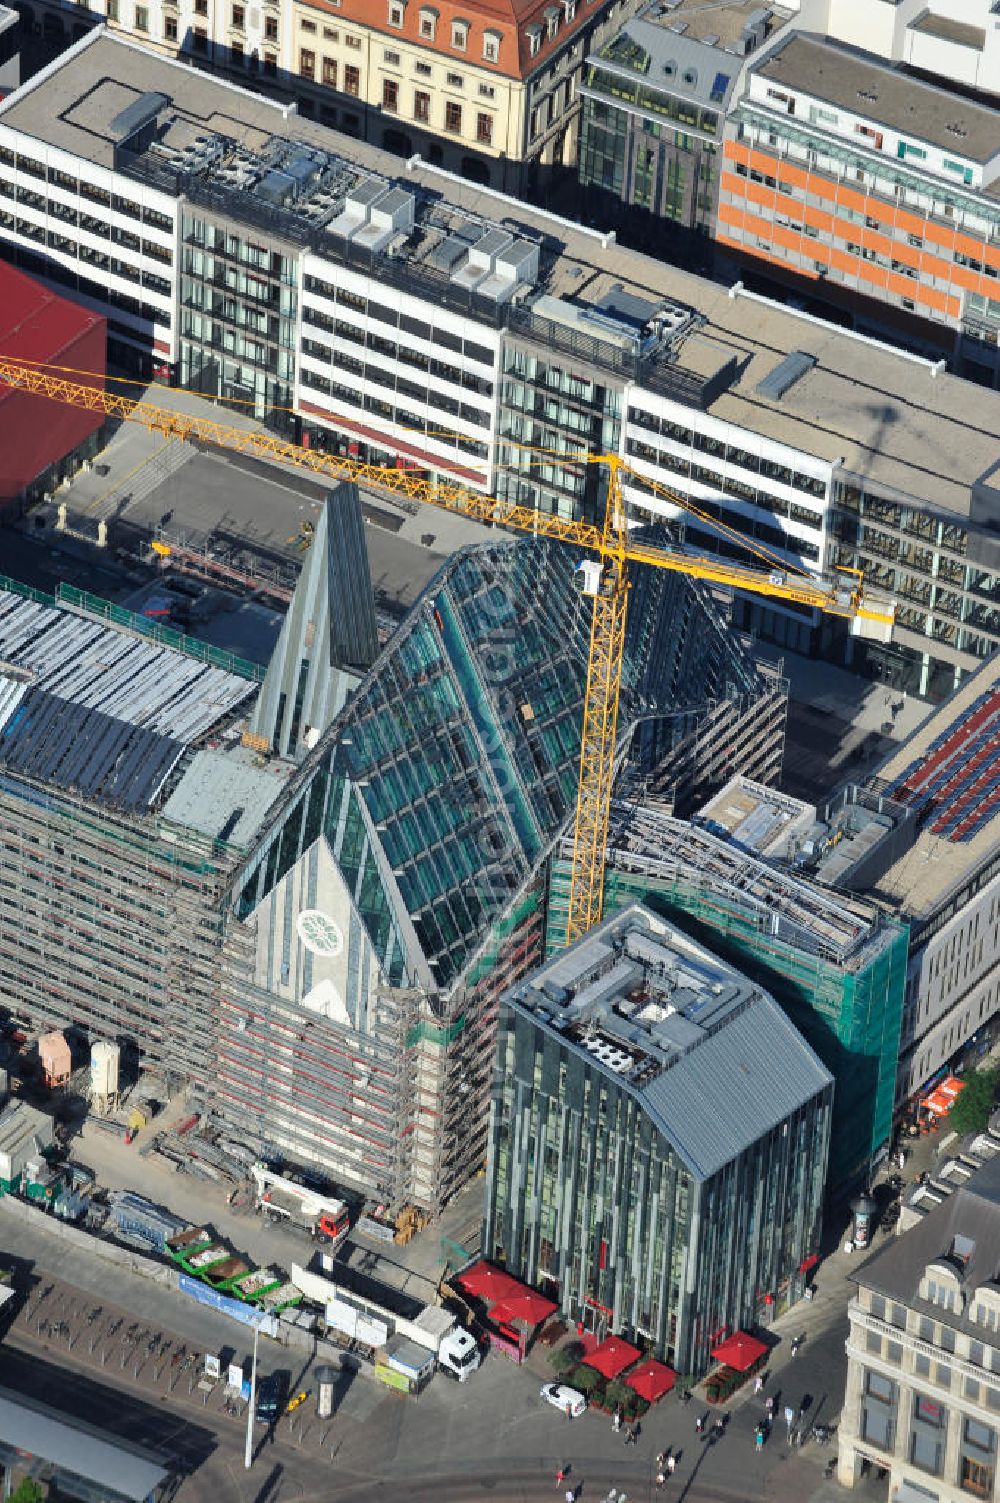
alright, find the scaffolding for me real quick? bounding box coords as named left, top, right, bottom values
left=547, top=802, right=908, bottom=1189
left=0, top=770, right=239, bottom=1086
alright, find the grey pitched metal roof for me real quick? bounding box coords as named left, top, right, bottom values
left=0, top=1388, right=171, bottom=1502
left=643, top=991, right=832, bottom=1180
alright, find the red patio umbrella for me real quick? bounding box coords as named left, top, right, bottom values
left=456, top=1261, right=521, bottom=1303
left=710, top=1330, right=769, bottom=1372
left=582, top=1335, right=642, bottom=1380
left=497, top=1287, right=558, bottom=1327
left=625, top=1359, right=677, bottom=1403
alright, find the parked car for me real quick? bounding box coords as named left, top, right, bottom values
left=540, top=1383, right=587, bottom=1418
left=255, top=1372, right=288, bottom=1425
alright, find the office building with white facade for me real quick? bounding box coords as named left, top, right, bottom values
left=865, top=655, right=1000, bottom=1113
left=0, top=28, right=998, bottom=699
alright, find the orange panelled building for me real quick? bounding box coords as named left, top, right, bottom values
left=713, top=33, right=1000, bottom=383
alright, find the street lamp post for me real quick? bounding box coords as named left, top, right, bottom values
left=244, top=1321, right=259, bottom=1471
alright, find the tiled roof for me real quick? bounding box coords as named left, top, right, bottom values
left=302, top=0, right=599, bottom=78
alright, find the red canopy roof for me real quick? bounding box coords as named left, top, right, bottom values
left=625, top=1359, right=677, bottom=1402
left=582, top=1336, right=642, bottom=1380
left=456, top=1261, right=521, bottom=1303
left=710, top=1331, right=768, bottom=1372
left=456, top=1263, right=556, bottom=1326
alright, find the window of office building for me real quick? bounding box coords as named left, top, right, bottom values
left=383, top=79, right=399, bottom=111
left=164, top=13, right=177, bottom=39
left=960, top=1418, right=996, bottom=1498
left=910, top=1394, right=947, bottom=1476
left=300, top=48, right=315, bottom=77
left=414, top=90, right=430, bottom=122
left=861, top=1369, right=898, bottom=1450
left=476, top=112, right=492, bottom=146
left=344, top=64, right=360, bottom=94
left=322, top=57, right=336, bottom=85
left=135, top=5, right=148, bottom=28
left=445, top=100, right=462, bottom=133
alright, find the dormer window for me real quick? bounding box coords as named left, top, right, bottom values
left=388, top=0, right=405, bottom=25
left=451, top=16, right=469, bottom=49
left=544, top=4, right=559, bottom=39
left=952, top=1235, right=976, bottom=1270
left=418, top=4, right=436, bottom=38
left=562, top=0, right=575, bottom=19
left=482, top=26, right=501, bottom=61
left=526, top=21, right=542, bottom=54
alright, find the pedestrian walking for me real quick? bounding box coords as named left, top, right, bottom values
left=613, top=1407, right=622, bottom=1433
left=655, top=1452, right=666, bottom=1470
left=765, top=1394, right=774, bottom=1417
left=755, top=1428, right=764, bottom=1455
left=753, top=1374, right=764, bottom=1395
left=784, top=1404, right=795, bottom=1437
left=666, top=1455, right=676, bottom=1477
left=566, top=1403, right=574, bottom=1421
left=790, top=1336, right=802, bottom=1357
left=566, top=1488, right=576, bottom=1503
left=696, top=1414, right=705, bottom=1437
left=655, top=1470, right=666, bottom=1490
left=556, top=1466, right=570, bottom=1487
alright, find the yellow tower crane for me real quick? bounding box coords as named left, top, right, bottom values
left=0, top=357, right=896, bottom=944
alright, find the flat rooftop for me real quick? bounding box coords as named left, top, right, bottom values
left=754, top=33, right=1000, bottom=165
left=695, top=774, right=816, bottom=860
left=507, top=904, right=832, bottom=1179
left=602, top=799, right=893, bottom=966
left=588, top=0, right=791, bottom=111
left=909, top=10, right=986, bottom=50
left=5, top=33, right=1000, bottom=518
left=868, top=654, right=1000, bottom=921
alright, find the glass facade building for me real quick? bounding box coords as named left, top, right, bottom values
left=219, top=536, right=777, bottom=1209
left=548, top=803, right=908, bottom=1192
left=484, top=905, right=833, bottom=1373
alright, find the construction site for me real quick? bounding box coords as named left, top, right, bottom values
left=547, top=786, right=910, bottom=1191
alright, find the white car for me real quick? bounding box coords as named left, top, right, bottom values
left=540, top=1383, right=587, bottom=1418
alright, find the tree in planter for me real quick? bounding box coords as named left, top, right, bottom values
left=9, top=1480, right=45, bottom=1503
left=551, top=1346, right=578, bottom=1377
left=604, top=1378, right=633, bottom=1417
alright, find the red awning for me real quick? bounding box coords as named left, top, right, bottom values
left=582, top=1336, right=642, bottom=1380
left=710, top=1331, right=769, bottom=1372
left=456, top=1261, right=522, bottom=1303
left=625, top=1359, right=677, bottom=1402
left=799, top=1254, right=820, bottom=1274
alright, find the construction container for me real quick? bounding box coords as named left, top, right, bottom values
left=23, top=1158, right=58, bottom=1204
left=90, top=1041, right=120, bottom=1100
left=232, top=1268, right=282, bottom=1304
left=0, top=1101, right=54, bottom=1193
left=39, top=1032, right=71, bottom=1090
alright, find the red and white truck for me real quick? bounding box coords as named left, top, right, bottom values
left=250, top=1163, right=351, bottom=1248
